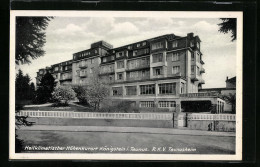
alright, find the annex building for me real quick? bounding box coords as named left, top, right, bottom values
left=36, top=33, right=225, bottom=113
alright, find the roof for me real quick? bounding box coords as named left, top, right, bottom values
left=226, top=76, right=236, bottom=83
left=199, top=87, right=236, bottom=92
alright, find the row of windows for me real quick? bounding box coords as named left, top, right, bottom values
left=117, top=61, right=124, bottom=69
left=127, top=41, right=147, bottom=50
left=140, top=101, right=155, bottom=108
left=114, top=83, right=176, bottom=96
left=140, top=101, right=176, bottom=108
left=158, top=83, right=176, bottom=94
left=151, top=41, right=178, bottom=51
left=76, top=50, right=98, bottom=58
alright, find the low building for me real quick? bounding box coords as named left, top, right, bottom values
left=199, top=76, right=236, bottom=112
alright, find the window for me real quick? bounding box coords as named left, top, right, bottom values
left=128, top=45, right=132, bottom=50
left=112, top=87, right=123, bottom=96
left=158, top=101, right=176, bottom=108
left=172, top=41, right=178, bottom=48
left=91, top=58, right=94, bottom=64
left=191, top=65, right=195, bottom=74
left=197, top=52, right=200, bottom=62
left=95, top=49, right=98, bottom=54
left=126, top=86, right=137, bottom=95
left=133, top=50, right=138, bottom=56
left=90, top=67, right=94, bottom=74
left=196, top=42, right=200, bottom=49
left=117, top=52, right=124, bottom=58
left=197, top=66, right=200, bottom=75
left=140, top=84, right=155, bottom=95
left=151, top=42, right=163, bottom=50
left=54, top=67, right=59, bottom=71
left=172, top=66, right=180, bottom=74
left=117, top=61, right=124, bottom=69
left=158, top=83, right=176, bottom=94
left=142, top=42, right=146, bottom=46
left=152, top=53, right=163, bottom=63
left=171, top=53, right=180, bottom=61
left=181, top=82, right=185, bottom=94
left=111, top=56, right=115, bottom=60
left=140, top=101, right=155, bottom=108
left=117, top=73, right=123, bottom=80
left=154, top=67, right=162, bottom=76
left=137, top=43, right=140, bottom=47
left=190, top=41, right=194, bottom=47
left=103, top=57, right=107, bottom=63
left=191, top=53, right=195, bottom=61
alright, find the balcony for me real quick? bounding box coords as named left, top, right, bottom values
left=191, top=75, right=199, bottom=81
left=199, top=78, right=205, bottom=84
left=126, top=63, right=150, bottom=71
left=60, top=75, right=72, bottom=81
left=200, top=68, right=205, bottom=74
left=126, top=75, right=150, bottom=81
left=180, top=92, right=219, bottom=98
left=79, top=63, right=87, bottom=69
left=79, top=73, right=87, bottom=78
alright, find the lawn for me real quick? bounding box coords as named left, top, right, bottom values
left=23, top=103, right=92, bottom=112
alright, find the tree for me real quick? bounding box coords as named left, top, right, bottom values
left=73, top=85, right=89, bottom=105
left=222, top=93, right=236, bottom=113
left=35, top=72, right=56, bottom=104
left=52, top=86, right=76, bottom=106
left=16, top=17, right=53, bottom=65
left=218, top=18, right=237, bottom=41
left=15, top=69, right=35, bottom=102
left=85, top=68, right=110, bottom=110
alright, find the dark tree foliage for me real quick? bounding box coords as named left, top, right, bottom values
left=16, top=17, right=53, bottom=65
left=35, top=72, right=56, bottom=104
left=222, top=93, right=236, bottom=114
left=15, top=69, right=35, bottom=102
left=218, top=18, right=237, bottom=41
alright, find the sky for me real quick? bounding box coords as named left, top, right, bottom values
left=16, top=16, right=237, bottom=88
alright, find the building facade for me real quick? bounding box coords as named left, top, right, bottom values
left=36, top=33, right=225, bottom=113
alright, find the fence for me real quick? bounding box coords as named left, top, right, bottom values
left=188, top=113, right=236, bottom=121
left=16, top=110, right=173, bottom=121
left=180, top=92, right=219, bottom=98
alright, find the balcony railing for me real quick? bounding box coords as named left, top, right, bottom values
left=79, top=73, right=87, bottom=78
left=79, top=63, right=87, bottom=68
left=126, top=75, right=150, bottom=81
left=200, top=68, right=205, bottom=73
left=180, top=92, right=219, bottom=98
left=60, top=76, right=72, bottom=81
left=126, top=63, right=150, bottom=71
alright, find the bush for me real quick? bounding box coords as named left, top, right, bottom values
left=72, top=85, right=89, bottom=105
left=99, top=101, right=140, bottom=113
left=52, top=86, right=76, bottom=106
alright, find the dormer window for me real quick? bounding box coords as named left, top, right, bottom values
left=151, top=42, right=163, bottom=50
left=190, top=41, right=194, bottom=47
left=137, top=43, right=140, bottom=47
left=142, top=42, right=146, bottom=46
left=128, top=46, right=132, bottom=49
left=172, top=41, right=178, bottom=48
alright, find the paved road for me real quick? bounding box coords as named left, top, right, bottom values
left=16, top=125, right=235, bottom=154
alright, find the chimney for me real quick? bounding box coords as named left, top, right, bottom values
left=187, top=33, right=194, bottom=39
left=226, top=76, right=228, bottom=81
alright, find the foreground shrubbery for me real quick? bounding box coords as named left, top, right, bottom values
left=52, top=86, right=76, bottom=106
left=99, top=101, right=139, bottom=113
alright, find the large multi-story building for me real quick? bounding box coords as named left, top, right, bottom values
left=36, top=33, right=225, bottom=113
